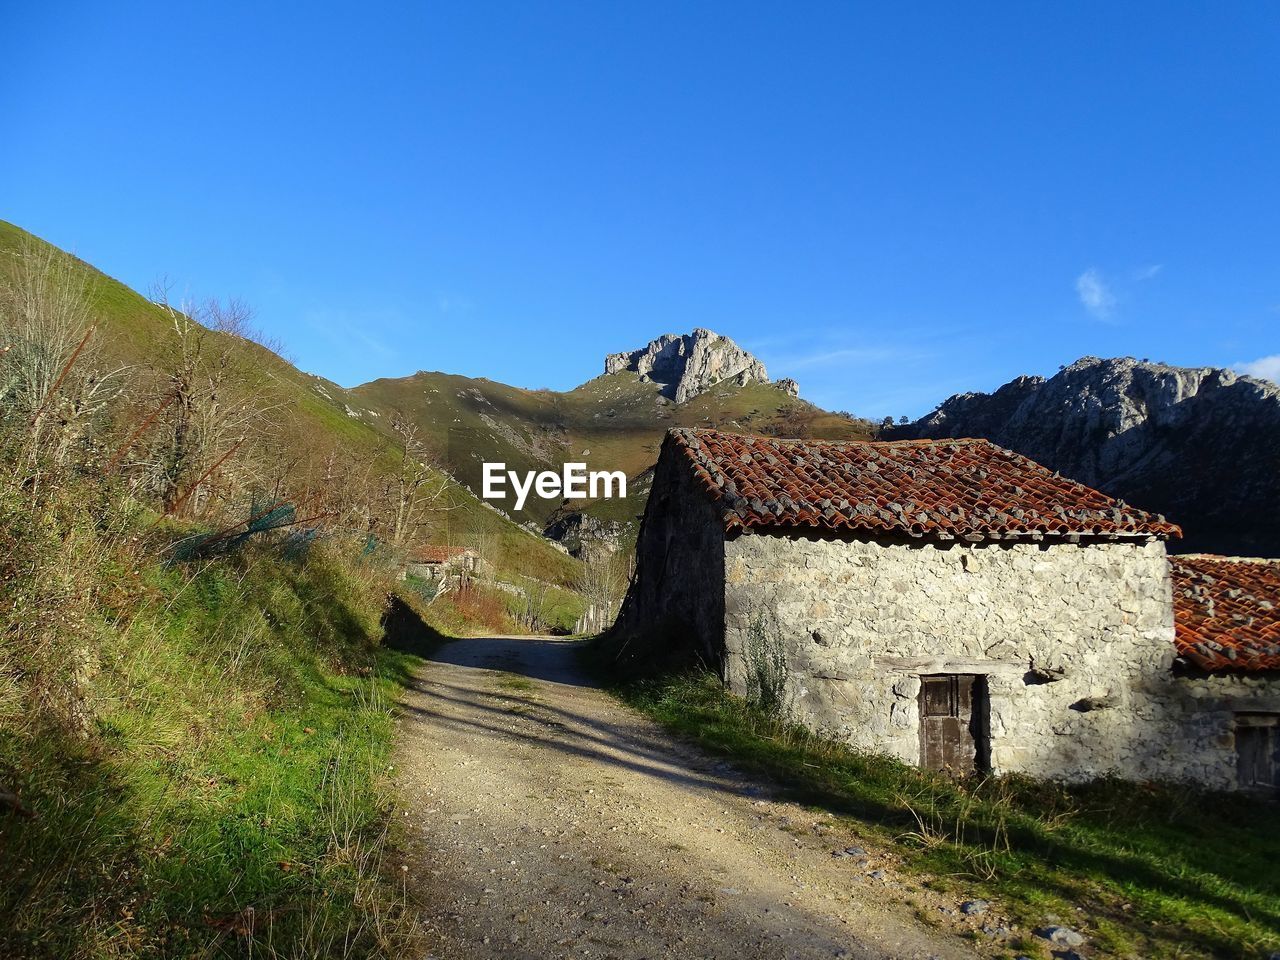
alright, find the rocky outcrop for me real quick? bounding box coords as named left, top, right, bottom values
left=544, top=511, right=630, bottom=560
left=605, top=329, right=774, bottom=403
left=776, top=377, right=800, bottom=398
left=893, top=356, right=1280, bottom=557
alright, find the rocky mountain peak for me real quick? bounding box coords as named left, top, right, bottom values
left=604, top=328, right=786, bottom=403
left=895, top=356, right=1280, bottom=556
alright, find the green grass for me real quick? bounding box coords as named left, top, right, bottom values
left=492, top=672, right=538, bottom=693
left=609, top=669, right=1280, bottom=960
left=1, top=534, right=424, bottom=959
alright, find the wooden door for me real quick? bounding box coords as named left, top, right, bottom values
left=919, top=675, right=987, bottom=775
left=1236, top=715, right=1279, bottom=790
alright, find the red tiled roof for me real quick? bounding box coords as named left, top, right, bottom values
left=669, top=428, right=1180, bottom=542
left=411, top=545, right=468, bottom=564
left=1171, top=555, right=1280, bottom=673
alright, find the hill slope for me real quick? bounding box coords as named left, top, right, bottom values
left=892, top=356, right=1280, bottom=556
left=0, top=219, right=581, bottom=586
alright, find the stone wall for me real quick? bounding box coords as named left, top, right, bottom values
left=611, top=442, right=726, bottom=670
left=1163, top=673, right=1280, bottom=789
left=720, top=531, right=1235, bottom=783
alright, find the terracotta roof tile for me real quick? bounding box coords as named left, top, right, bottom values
left=668, top=428, right=1180, bottom=542
left=411, top=545, right=468, bottom=564
left=1171, top=555, right=1280, bottom=673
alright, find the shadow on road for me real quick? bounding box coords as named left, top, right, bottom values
left=425, top=635, right=598, bottom=687
left=402, top=635, right=765, bottom=800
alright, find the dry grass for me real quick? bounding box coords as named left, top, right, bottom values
left=436, top=582, right=519, bottom=634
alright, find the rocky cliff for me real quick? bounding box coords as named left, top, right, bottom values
left=605, top=329, right=776, bottom=403
left=893, top=357, right=1280, bottom=557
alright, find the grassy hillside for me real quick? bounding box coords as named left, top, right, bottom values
left=0, top=219, right=586, bottom=958
left=0, top=220, right=580, bottom=589
left=351, top=365, right=874, bottom=534
left=0, top=222, right=378, bottom=454
left=0, top=219, right=864, bottom=571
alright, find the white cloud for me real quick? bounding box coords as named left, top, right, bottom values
left=1235, top=355, right=1280, bottom=384
left=1133, top=264, right=1163, bottom=281
left=1075, top=268, right=1116, bottom=319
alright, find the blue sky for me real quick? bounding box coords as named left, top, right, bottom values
left=2, top=2, right=1277, bottom=418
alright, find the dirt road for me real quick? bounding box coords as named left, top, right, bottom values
left=392, top=636, right=981, bottom=960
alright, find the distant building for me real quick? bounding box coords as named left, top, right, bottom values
left=405, top=545, right=479, bottom=582
left=614, top=428, right=1279, bottom=790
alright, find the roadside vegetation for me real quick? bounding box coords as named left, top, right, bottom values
left=612, top=670, right=1280, bottom=960
left=0, top=233, right=447, bottom=957
left=399, top=573, right=587, bottom=637
left=0, top=228, right=588, bottom=956
left=2, top=509, right=420, bottom=958
left=421, top=582, right=523, bottom=636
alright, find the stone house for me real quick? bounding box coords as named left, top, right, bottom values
left=614, top=428, right=1280, bottom=789
left=404, top=545, right=479, bottom=582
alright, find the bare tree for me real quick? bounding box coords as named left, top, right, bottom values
left=203, top=295, right=294, bottom=362
left=0, top=239, right=123, bottom=474
left=576, top=549, right=631, bottom=633
left=140, top=283, right=281, bottom=516
left=386, top=415, right=451, bottom=546
left=514, top=577, right=551, bottom=632
left=263, top=446, right=372, bottom=546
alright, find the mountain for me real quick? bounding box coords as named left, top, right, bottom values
left=350, top=331, right=871, bottom=550
left=604, top=327, right=794, bottom=403
left=14, top=218, right=1277, bottom=564
left=892, top=356, right=1280, bottom=557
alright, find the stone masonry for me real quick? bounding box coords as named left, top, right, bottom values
left=722, top=533, right=1190, bottom=782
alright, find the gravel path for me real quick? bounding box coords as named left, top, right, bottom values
left=392, top=636, right=982, bottom=960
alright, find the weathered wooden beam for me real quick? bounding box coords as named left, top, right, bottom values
left=871, top=656, right=1027, bottom=675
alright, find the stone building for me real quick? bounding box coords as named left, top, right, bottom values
left=1168, top=555, right=1279, bottom=790
left=613, top=428, right=1279, bottom=789
left=404, top=545, right=479, bottom=582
